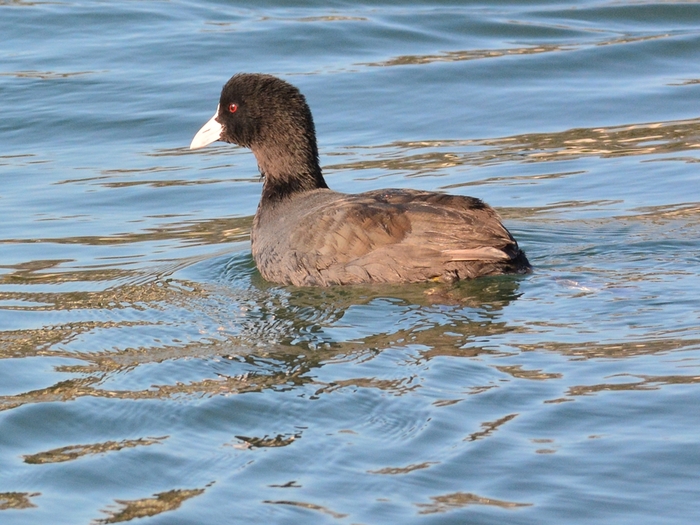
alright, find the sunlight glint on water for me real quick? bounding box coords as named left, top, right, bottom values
left=1, top=1, right=700, bottom=524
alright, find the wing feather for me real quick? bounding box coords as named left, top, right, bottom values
left=255, top=188, right=527, bottom=285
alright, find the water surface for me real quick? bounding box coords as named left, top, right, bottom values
left=2, top=1, right=700, bottom=524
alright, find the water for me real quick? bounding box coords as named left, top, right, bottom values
left=2, top=1, right=700, bottom=523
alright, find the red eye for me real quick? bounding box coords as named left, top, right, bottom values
left=228, top=103, right=238, bottom=113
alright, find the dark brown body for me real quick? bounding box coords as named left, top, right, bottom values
left=252, top=188, right=529, bottom=286
left=191, top=73, right=531, bottom=286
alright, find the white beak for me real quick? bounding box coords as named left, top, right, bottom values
left=190, top=105, right=223, bottom=149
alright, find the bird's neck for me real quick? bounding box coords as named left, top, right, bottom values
left=253, top=141, right=329, bottom=201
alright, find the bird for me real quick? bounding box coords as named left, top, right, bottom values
left=190, top=73, right=530, bottom=286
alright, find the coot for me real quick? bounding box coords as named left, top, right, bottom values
left=191, top=73, right=530, bottom=286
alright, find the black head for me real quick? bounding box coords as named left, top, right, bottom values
left=191, top=73, right=328, bottom=199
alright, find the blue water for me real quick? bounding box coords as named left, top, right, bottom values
left=2, top=1, right=700, bottom=523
